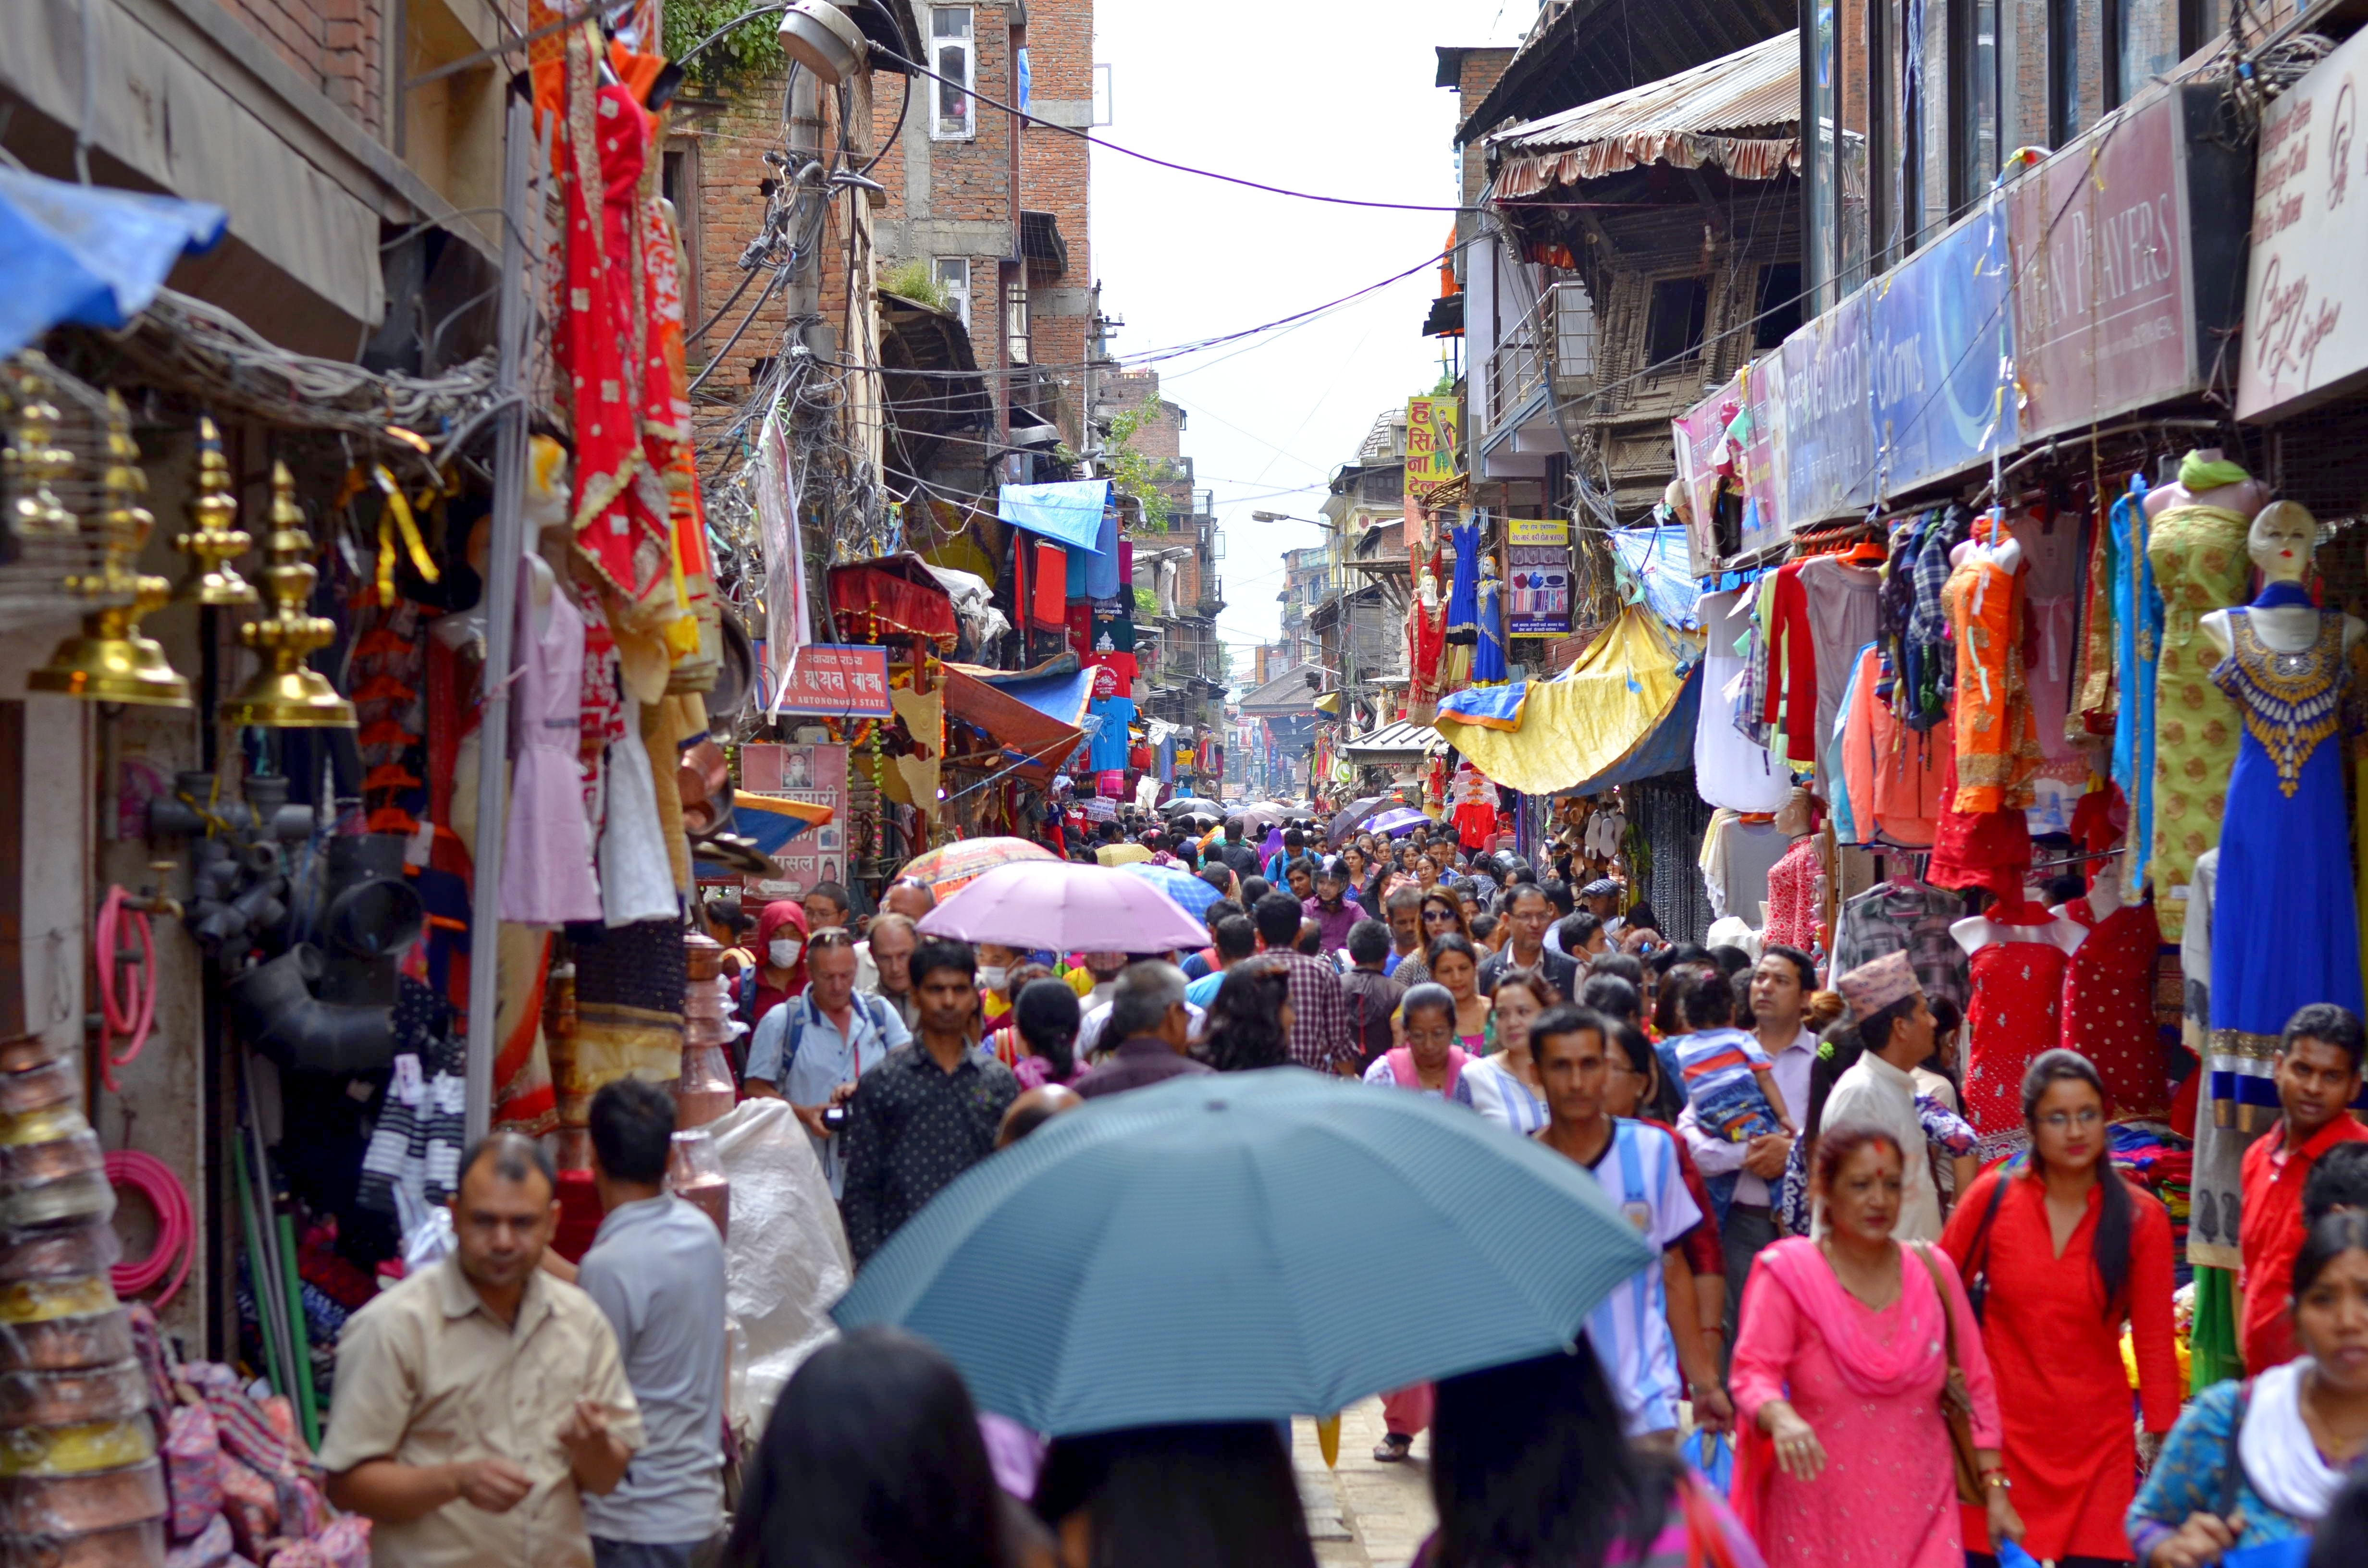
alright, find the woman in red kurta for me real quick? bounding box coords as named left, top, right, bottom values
left=1940, top=1049, right=2179, bottom=1566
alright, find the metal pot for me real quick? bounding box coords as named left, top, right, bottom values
left=0, top=1061, right=77, bottom=1119
left=0, top=1460, right=167, bottom=1538
left=0, top=1363, right=151, bottom=1430
left=0, top=1515, right=165, bottom=1568
left=0, top=1040, right=64, bottom=1076
left=0, top=1109, right=86, bottom=1151
left=0, top=1228, right=120, bottom=1286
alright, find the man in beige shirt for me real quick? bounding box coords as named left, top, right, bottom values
left=320, top=1134, right=643, bottom=1568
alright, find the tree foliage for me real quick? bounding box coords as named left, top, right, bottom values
left=663, top=0, right=786, bottom=90
left=1103, top=393, right=1173, bottom=533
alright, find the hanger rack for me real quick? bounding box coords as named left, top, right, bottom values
left=1966, top=418, right=2228, bottom=512
left=2027, top=845, right=2126, bottom=872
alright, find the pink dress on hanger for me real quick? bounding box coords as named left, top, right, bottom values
left=1764, top=836, right=1821, bottom=951
left=2057, top=896, right=2168, bottom=1120
left=500, top=571, right=604, bottom=926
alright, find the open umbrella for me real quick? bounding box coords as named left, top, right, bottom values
left=1324, top=795, right=1396, bottom=847
left=1233, top=801, right=1294, bottom=832
left=834, top=1068, right=1654, bottom=1435
left=897, top=837, right=1059, bottom=898
left=1122, top=861, right=1222, bottom=918
left=917, top=860, right=1209, bottom=954
left=1367, top=806, right=1432, bottom=836
left=1159, top=796, right=1225, bottom=818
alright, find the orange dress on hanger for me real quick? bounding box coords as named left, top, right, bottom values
left=1942, top=525, right=2042, bottom=813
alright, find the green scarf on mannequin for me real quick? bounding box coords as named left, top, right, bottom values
left=2179, top=451, right=2252, bottom=492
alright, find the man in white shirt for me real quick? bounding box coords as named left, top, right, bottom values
left=1534, top=1004, right=1728, bottom=1452
left=1680, top=943, right=1819, bottom=1345
left=1819, top=950, right=1945, bottom=1241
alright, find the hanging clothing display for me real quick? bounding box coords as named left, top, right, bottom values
left=1444, top=514, right=1481, bottom=642
left=2209, top=598, right=2365, bottom=1060
left=1406, top=573, right=1446, bottom=714
left=1832, top=881, right=1971, bottom=1015
left=1472, top=572, right=1508, bottom=684
left=1450, top=763, right=1499, bottom=849
left=1695, top=588, right=1793, bottom=813
left=1763, top=555, right=1882, bottom=784
left=2110, top=479, right=2161, bottom=903
left=1903, top=511, right=1968, bottom=730
left=1762, top=835, right=1821, bottom=951
left=1958, top=910, right=2088, bottom=1159
left=2057, top=890, right=2168, bottom=1120
left=500, top=574, right=603, bottom=927
left=1942, top=520, right=2042, bottom=814
left=2144, top=499, right=2252, bottom=940
left=1926, top=740, right=2034, bottom=900
left=1698, top=811, right=1798, bottom=925
left=1833, top=644, right=1945, bottom=847
left=2070, top=492, right=2119, bottom=742
left=2186, top=848, right=2259, bottom=1273
left=598, top=693, right=679, bottom=927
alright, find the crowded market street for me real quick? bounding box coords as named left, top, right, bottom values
left=19, top=0, right=2368, bottom=1566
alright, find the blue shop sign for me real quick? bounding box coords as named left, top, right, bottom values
left=1773, top=288, right=1876, bottom=526
left=1870, top=207, right=2018, bottom=498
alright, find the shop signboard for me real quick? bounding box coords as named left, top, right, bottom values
left=1405, top=396, right=1460, bottom=496
left=2006, top=89, right=2197, bottom=436
left=1671, top=364, right=1783, bottom=572
left=1870, top=207, right=2017, bottom=497
left=1772, top=288, right=1876, bottom=525
left=1505, top=518, right=1572, bottom=636
left=741, top=741, right=847, bottom=900
left=2240, top=31, right=2368, bottom=419
left=767, top=644, right=893, bottom=718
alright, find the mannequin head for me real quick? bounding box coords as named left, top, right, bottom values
left=2250, top=500, right=2318, bottom=586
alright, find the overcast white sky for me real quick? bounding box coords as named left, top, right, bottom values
left=1089, top=0, right=1530, bottom=685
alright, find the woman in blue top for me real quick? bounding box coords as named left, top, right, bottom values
left=2128, top=1211, right=2368, bottom=1566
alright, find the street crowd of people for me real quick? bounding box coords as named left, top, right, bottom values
left=305, top=808, right=2368, bottom=1568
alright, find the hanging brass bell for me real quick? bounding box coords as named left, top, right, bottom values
left=26, top=392, right=192, bottom=708
left=173, top=416, right=257, bottom=606
left=219, top=462, right=354, bottom=729
left=4, top=355, right=78, bottom=539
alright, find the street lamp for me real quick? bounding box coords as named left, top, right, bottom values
left=1250, top=510, right=1338, bottom=529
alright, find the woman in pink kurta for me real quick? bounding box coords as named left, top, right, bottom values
left=1730, top=1125, right=2017, bottom=1568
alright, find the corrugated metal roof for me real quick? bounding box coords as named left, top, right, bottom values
left=1344, top=720, right=1446, bottom=758
left=1489, top=30, right=1797, bottom=167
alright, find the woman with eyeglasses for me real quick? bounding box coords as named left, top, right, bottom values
left=1941, top=1050, right=2179, bottom=1568
left=1389, top=892, right=1468, bottom=992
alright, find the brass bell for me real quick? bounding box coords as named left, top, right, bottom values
left=173, top=416, right=257, bottom=605
left=27, top=393, right=192, bottom=707
left=221, top=462, right=354, bottom=729
left=4, top=354, right=77, bottom=538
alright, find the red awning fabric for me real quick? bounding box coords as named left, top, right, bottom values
left=940, top=663, right=1092, bottom=783
left=827, top=554, right=958, bottom=648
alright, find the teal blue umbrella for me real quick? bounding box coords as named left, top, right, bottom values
left=832, top=1068, right=1654, bottom=1436
left=1121, top=860, right=1221, bottom=918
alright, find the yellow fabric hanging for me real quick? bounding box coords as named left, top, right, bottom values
left=1432, top=604, right=1695, bottom=796
left=370, top=465, right=441, bottom=605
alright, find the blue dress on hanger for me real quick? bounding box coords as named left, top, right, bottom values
left=2209, top=589, right=2365, bottom=1056
left=2110, top=476, right=2159, bottom=897
left=1445, top=514, right=1481, bottom=644
left=1472, top=574, right=1508, bottom=684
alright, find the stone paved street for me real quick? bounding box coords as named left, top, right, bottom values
left=1295, top=1397, right=1438, bottom=1568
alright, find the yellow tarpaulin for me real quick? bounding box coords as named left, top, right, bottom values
left=1432, top=605, right=1696, bottom=795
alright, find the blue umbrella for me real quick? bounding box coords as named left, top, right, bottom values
left=833, top=1068, right=1654, bottom=1435
left=1122, top=861, right=1221, bottom=918
left=1367, top=806, right=1431, bottom=836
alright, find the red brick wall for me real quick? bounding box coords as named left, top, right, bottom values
left=222, top=0, right=386, bottom=133
left=1020, top=0, right=1092, bottom=441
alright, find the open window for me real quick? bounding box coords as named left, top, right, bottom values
left=931, top=7, right=976, bottom=140
left=1642, top=277, right=1710, bottom=370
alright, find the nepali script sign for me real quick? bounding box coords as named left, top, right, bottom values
left=1405, top=397, right=1461, bottom=495
left=770, top=644, right=893, bottom=718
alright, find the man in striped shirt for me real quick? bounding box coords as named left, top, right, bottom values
left=1252, top=892, right=1357, bottom=1074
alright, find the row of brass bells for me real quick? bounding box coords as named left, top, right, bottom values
left=24, top=392, right=191, bottom=707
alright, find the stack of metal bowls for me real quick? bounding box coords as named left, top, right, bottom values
left=0, top=1035, right=166, bottom=1568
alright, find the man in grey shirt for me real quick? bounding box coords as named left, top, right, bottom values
left=576, top=1080, right=728, bottom=1568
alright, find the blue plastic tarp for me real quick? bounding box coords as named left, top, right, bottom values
left=1611, top=524, right=1702, bottom=632
left=0, top=170, right=227, bottom=358
left=999, top=479, right=1111, bottom=554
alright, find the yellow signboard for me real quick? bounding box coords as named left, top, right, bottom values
left=1405, top=397, right=1461, bottom=494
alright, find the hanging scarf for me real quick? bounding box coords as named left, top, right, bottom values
left=2180, top=451, right=2253, bottom=492
left=2238, top=1359, right=2351, bottom=1524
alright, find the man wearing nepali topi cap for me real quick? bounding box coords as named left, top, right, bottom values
left=1818, top=951, right=1946, bottom=1241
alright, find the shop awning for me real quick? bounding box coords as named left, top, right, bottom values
left=1343, top=719, right=1445, bottom=761
left=1487, top=31, right=1800, bottom=195
left=998, top=479, right=1111, bottom=553
left=942, top=662, right=1095, bottom=783
left=1433, top=605, right=1696, bottom=794
left=827, top=553, right=958, bottom=647
left=1565, top=663, right=1701, bottom=795
left=0, top=168, right=226, bottom=357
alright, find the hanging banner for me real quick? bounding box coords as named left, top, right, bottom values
left=767, top=644, right=894, bottom=718
left=1870, top=206, right=2017, bottom=497
left=1505, top=518, right=1572, bottom=636
left=1772, top=289, right=1876, bottom=525
left=1671, top=365, right=1782, bottom=572
left=741, top=742, right=847, bottom=899
left=2240, top=36, right=2368, bottom=419
left=2006, top=89, right=2196, bottom=436
left=1405, top=396, right=1461, bottom=495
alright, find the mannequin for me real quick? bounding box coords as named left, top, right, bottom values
left=1952, top=897, right=2089, bottom=1156
left=2199, top=500, right=2367, bottom=660
left=2140, top=451, right=2266, bottom=941
left=2205, top=497, right=2366, bottom=1072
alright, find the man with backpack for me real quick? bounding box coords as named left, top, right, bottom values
left=742, top=928, right=910, bottom=1196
